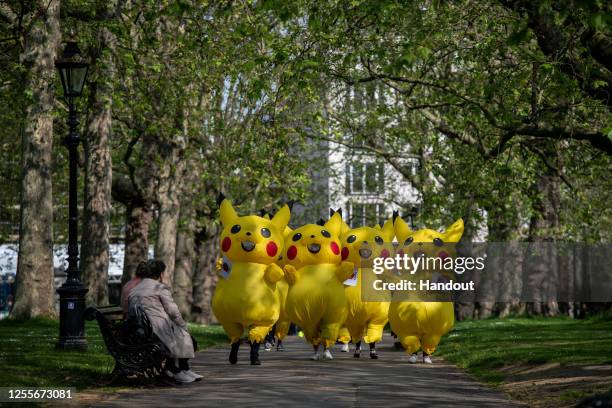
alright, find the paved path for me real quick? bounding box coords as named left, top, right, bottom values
left=89, top=335, right=523, bottom=408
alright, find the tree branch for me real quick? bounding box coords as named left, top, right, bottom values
left=522, top=142, right=574, bottom=190
left=501, top=0, right=611, bottom=109
left=0, top=3, right=17, bottom=23
left=512, top=123, right=612, bottom=155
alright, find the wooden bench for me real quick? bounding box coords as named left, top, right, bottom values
left=85, top=305, right=169, bottom=380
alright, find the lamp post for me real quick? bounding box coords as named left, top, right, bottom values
left=55, top=40, right=89, bottom=350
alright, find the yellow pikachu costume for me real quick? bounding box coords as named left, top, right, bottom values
left=212, top=197, right=290, bottom=365
left=283, top=212, right=354, bottom=360
left=339, top=219, right=394, bottom=359
left=272, top=223, right=292, bottom=347
left=389, top=216, right=464, bottom=363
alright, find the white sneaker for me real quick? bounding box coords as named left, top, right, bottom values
left=310, top=352, right=321, bottom=361
left=264, top=342, right=272, bottom=351
left=174, top=370, right=195, bottom=383
left=184, top=369, right=203, bottom=380
left=423, top=355, right=433, bottom=364
left=323, top=349, right=333, bottom=360
left=164, top=370, right=175, bottom=378
left=408, top=354, right=418, bottom=364
left=340, top=343, right=349, bottom=352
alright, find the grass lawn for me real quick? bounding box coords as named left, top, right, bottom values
left=0, top=317, right=227, bottom=389
left=437, top=315, right=612, bottom=406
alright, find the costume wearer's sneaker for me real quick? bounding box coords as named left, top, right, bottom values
left=184, top=370, right=203, bottom=380
left=408, top=354, right=418, bottom=364
left=174, top=371, right=195, bottom=383
left=276, top=343, right=284, bottom=351
left=370, top=350, right=379, bottom=359
left=323, top=349, right=333, bottom=360
left=264, top=342, right=272, bottom=351
left=340, top=343, right=349, bottom=352
left=164, top=370, right=175, bottom=378
left=423, top=355, right=433, bottom=364
left=311, top=351, right=321, bottom=361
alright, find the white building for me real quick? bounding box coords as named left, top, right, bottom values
left=293, top=81, right=422, bottom=228
left=327, top=142, right=420, bottom=228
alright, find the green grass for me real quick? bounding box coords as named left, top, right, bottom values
left=0, top=317, right=227, bottom=389
left=437, top=316, right=612, bottom=384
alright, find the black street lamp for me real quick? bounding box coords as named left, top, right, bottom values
left=55, top=40, right=89, bottom=350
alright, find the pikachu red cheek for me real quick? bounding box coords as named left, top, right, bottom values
left=287, top=245, right=297, bottom=260
left=266, top=241, right=278, bottom=257
left=380, top=249, right=390, bottom=258
left=330, top=242, right=340, bottom=255
left=341, top=247, right=349, bottom=260
left=222, top=237, right=231, bottom=252
left=438, top=251, right=449, bottom=261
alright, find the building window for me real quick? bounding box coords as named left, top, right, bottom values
left=348, top=202, right=386, bottom=228
left=348, top=162, right=385, bottom=194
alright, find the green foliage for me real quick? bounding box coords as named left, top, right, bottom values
left=1, top=0, right=610, bottom=245
left=252, top=0, right=611, bottom=240
left=438, top=317, right=612, bottom=383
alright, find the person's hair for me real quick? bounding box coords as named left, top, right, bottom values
left=135, top=261, right=148, bottom=278
left=141, top=259, right=166, bottom=280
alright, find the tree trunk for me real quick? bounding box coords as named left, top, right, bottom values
left=154, top=143, right=184, bottom=288
left=122, top=204, right=153, bottom=285
left=523, top=140, right=561, bottom=316
left=81, top=27, right=114, bottom=306
left=173, top=210, right=195, bottom=318
left=11, top=0, right=61, bottom=319
left=191, top=223, right=220, bottom=324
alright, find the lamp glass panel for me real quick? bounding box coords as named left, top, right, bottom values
left=59, top=68, right=70, bottom=96
left=68, top=66, right=88, bottom=95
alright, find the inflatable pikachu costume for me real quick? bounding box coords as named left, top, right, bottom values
left=259, top=213, right=292, bottom=350
left=339, top=219, right=394, bottom=359
left=283, top=212, right=354, bottom=360
left=272, top=222, right=292, bottom=349
left=388, top=215, right=464, bottom=364
left=211, top=196, right=290, bottom=365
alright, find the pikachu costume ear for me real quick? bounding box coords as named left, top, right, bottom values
left=443, top=218, right=464, bottom=242
left=330, top=208, right=350, bottom=237
left=393, top=215, right=411, bottom=241
left=324, top=211, right=343, bottom=237
left=339, top=218, right=351, bottom=237
left=380, top=217, right=395, bottom=241
left=219, top=198, right=238, bottom=226
left=271, top=204, right=291, bottom=232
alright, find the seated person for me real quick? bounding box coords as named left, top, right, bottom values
left=128, top=260, right=201, bottom=383
left=121, top=261, right=148, bottom=315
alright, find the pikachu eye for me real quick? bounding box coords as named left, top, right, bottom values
left=321, top=230, right=331, bottom=238
left=346, top=235, right=357, bottom=243
left=374, top=236, right=384, bottom=245
left=433, top=237, right=444, bottom=247
left=404, top=237, right=413, bottom=246
left=292, top=232, right=302, bottom=242
left=230, top=225, right=241, bottom=234
left=261, top=228, right=271, bottom=238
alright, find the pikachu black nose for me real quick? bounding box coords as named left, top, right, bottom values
left=310, top=235, right=315, bottom=238
left=246, top=232, right=251, bottom=236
